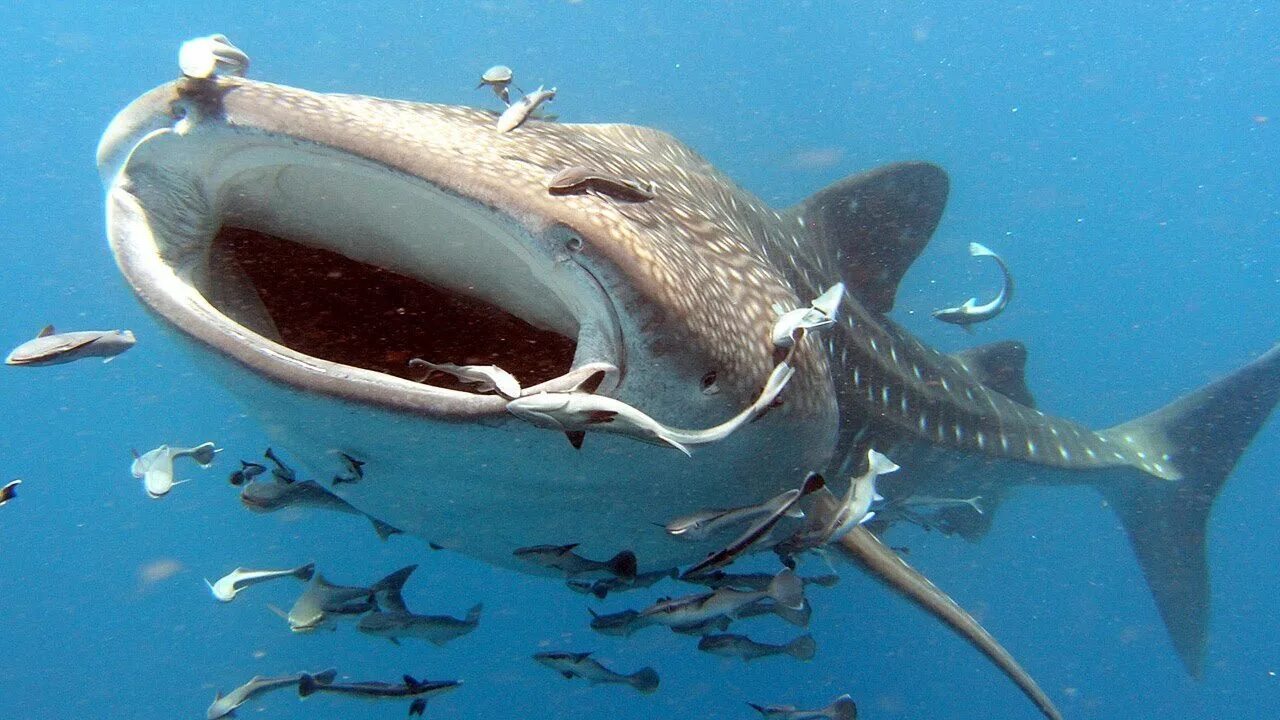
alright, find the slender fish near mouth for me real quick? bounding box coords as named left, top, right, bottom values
left=205, top=563, right=315, bottom=603
left=206, top=668, right=335, bottom=719
left=5, top=325, right=136, bottom=366
left=933, top=242, right=1014, bottom=327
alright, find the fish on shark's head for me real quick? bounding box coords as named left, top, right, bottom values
left=97, top=57, right=841, bottom=571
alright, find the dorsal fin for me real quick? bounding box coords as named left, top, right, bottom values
left=793, top=162, right=949, bottom=313
left=951, top=340, right=1035, bottom=408
left=37, top=325, right=55, bottom=338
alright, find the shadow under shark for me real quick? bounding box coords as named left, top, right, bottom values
left=96, top=43, right=1279, bottom=720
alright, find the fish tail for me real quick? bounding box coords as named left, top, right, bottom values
left=465, top=603, right=483, bottom=624
left=605, top=550, right=638, bottom=581
left=368, top=516, right=404, bottom=541
left=297, top=673, right=319, bottom=698
left=371, top=564, right=418, bottom=594
left=786, top=634, right=817, bottom=661
left=1096, top=342, right=1280, bottom=676
left=766, top=569, right=804, bottom=610
left=629, top=666, right=660, bottom=694
left=295, top=562, right=317, bottom=581
left=828, top=694, right=859, bottom=720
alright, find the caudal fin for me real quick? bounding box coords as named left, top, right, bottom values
left=1099, top=343, right=1280, bottom=676
left=629, top=666, right=660, bottom=694
left=786, top=634, right=817, bottom=661
left=826, top=694, right=859, bottom=720
left=606, top=550, right=638, bottom=581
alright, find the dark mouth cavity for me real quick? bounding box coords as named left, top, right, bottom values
left=208, top=227, right=577, bottom=389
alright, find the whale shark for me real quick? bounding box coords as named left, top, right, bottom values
left=96, top=39, right=1279, bottom=720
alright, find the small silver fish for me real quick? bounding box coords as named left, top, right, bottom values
left=297, top=672, right=460, bottom=702
left=477, top=64, right=515, bottom=104
left=820, top=449, right=898, bottom=542
left=664, top=492, right=807, bottom=543
left=904, top=495, right=985, bottom=515
left=512, top=543, right=637, bottom=581
left=681, top=473, right=825, bottom=578
left=409, top=358, right=522, bottom=399
left=640, top=569, right=804, bottom=628
left=357, top=603, right=482, bottom=647
left=697, top=633, right=816, bottom=662
left=532, top=652, right=659, bottom=694
left=240, top=479, right=402, bottom=540
left=206, top=669, right=334, bottom=720
left=6, top=325, right=135, bottom=366
left=130, top=442, right=219, bottom=498
left=567, top=568, right=676, bottom=599
left=683, top=571, right=839, bottom=592
left=771, top=283, right=845, bottom=349
left=495, top=85, right=556, bottom=133
left=933, top=242, right=1013, bottom=327
left=748, top=694, right=859, bottom=720
left=204, top=563, right=315, bottom=603
left=0, top=479, right=20, bottom=507
left=587, top=608, right=654, bottom=638
left=178, top=34, right=250, bottom=79
left=546, top=166, right=656, bottom=203
left=506, top=361, right=794, bottom=454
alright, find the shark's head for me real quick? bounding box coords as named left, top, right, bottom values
left=97, top=71, right=840, bottom=570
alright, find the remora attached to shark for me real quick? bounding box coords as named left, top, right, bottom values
left=97, top=38, right=1280, bottom=720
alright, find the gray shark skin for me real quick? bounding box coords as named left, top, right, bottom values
left=97, top=49, right=1279, bottom=720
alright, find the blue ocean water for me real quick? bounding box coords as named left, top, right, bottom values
left=0, top=2, right=1276, bottom=719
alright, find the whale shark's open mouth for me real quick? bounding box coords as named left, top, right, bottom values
left=103, top=117, right=623, bottom=414
left=210, top=226, right=578, bottom=390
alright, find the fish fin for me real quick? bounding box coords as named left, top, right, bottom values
left=36, top=325, right=54, bottom=338
left=372, top=565, right=418, bottom=595
left=465, top=603, right=483, bottom=624
left=368, top=517, right=404, bottom=541
left=428, top=542, right=444, bottom=550
left=312, top=668, right=337, bottom=685
left=571, top=369, right=607, bottom=395
left=836, top=526, right=1061, bottom=720
left=297, top=673, right=318, bottom=698
left=770, top=598, right=811, bottom=628
left=1097, top=342, right=1280, bottom=676
left=560, top=670, right=575, bottom=679
left=403, top=675, right=418, bottom=687
left=389, top=636, right=401, bottom=646
left=607, top=550, right=638, bottom=581
left=767, top=569, right=805, bottom=610
left=295, top=563, right=316, bottom=581
left=564, top=430, right=586, bottom=449
left=828, top=695, right=859, bottom=720
left=662, top=435, right=693, bottom=456
left=789, top=162, right=948, bottom=313
left=746, top=703, right=768, bottom=715
left=799, top=472, right=825, bottom=495
left=787, top=634, right=817, bottom=661
left=265, top=603, right=288, bottom=620
left=630, top=666, right=660, bottom=694
left=950, top=340, right=1036, bottom=408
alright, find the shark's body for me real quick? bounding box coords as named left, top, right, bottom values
left=97, top=45, right=1279, bottom=720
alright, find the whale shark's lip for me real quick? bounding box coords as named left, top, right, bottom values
left=101, top=90, right=624, bottom=418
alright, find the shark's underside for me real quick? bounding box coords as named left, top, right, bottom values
left=96, top=45, right=1279, bottom=720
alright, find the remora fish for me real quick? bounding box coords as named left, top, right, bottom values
left=664, top=486, right=809, bottom=543
left=409, top=358, right=522, bottom=399
left=748, top=694, right=858, bottom=720
left=130, top=442, right=218, bottom=498
left=240, top=479, right=403, bottom=540
left=357, top=600, right=483, bottom=646
left=640, top=569, right=804, bottom=628
left=532, top=652, right=660, bottom=694
left=932, top=242, right=1013, bottom=327
left=205, top=563, right=315, bottom=602
left=206, top=668, right=334, bottom=719
left=5, top=325, right=136, bottom=366
left=697, top=633, right=817, bottom=662
left=567, top=568, right=676, bottom=599
left=513, top=543, right=637, bottom=580
left=98, top=37, right=1280, bottom=719
left=297, top=672, right=459, bottom=702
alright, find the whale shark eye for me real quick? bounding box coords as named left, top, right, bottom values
left=700, top=370, right=719, bottom=395
left=565, top=236, right=583, bottom=253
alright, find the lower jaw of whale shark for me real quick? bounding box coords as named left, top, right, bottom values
left=103, top=124, right=829, bottom=572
